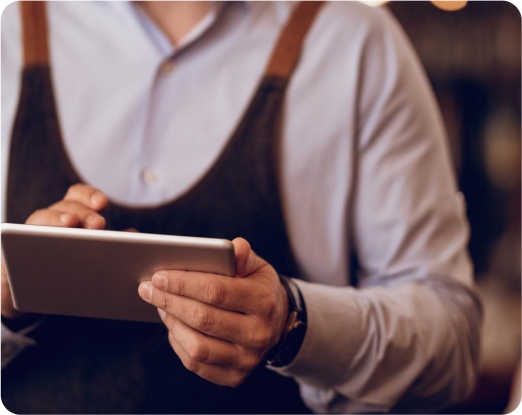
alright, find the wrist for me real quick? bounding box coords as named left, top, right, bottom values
left=265, top=276, right=307, bottom=367
left=276, top=280, right=290, bottom=344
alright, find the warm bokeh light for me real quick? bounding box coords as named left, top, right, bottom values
left=362, top=1, right=389, bottom=7
left=431, top=1, right=468, bottom=11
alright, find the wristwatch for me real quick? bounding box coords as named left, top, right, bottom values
left=265, top=276, right=307, bottom=367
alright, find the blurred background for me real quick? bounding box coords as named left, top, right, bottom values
left=368, top=1, right=521, bottom=413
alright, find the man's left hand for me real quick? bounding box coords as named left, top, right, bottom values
left=138, top=238, right=289, bottom=387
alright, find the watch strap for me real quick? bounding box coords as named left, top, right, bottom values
left=265, top=276, right=307, bottom=367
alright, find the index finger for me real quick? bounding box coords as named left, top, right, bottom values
left=150, top=270, right=258, bottom=315
left=64, top=183, right=108, bottom=211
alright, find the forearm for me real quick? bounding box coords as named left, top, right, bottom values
left=269, top=277, right=482, bottom=413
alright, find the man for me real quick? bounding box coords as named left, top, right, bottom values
left=1, top=1, right=482, bottom=413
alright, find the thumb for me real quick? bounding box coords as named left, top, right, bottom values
left=232, top=238, right=266, bottom=278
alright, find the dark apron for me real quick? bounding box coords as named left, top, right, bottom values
left=2, top=2, right=324, bottom=413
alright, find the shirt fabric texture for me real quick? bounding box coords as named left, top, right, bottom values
left=1, top=1, right=482, bottom=413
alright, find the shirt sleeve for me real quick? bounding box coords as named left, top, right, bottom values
left=269, top=7, right=482, bottom=413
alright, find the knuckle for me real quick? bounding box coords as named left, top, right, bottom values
left=228, top=372, right=247, bottom=388
left=175, top=273, right=186, bottom=296
left=65, top=183, right=82, bottom=197
left=35, top=208, right=47, bottom=216
left=159, top=292, right=171, bottom=311
left=238, top=349, right=260, bottom=371
left=191, top=306, right=214, bottom=331
left=48, top=200, right=64, bottom=211
left=87, top=213, right=105, bottom=228
left=258, top=293, right=277, bottom=319
left=204, top=281, right=226, bottom=305
left=187, top=340, right=209, bottom=363
left=183, top=357, right=200, bottom=373
left=26, top=209, right=45, bottom=223
left=250, top=327, right=271, bottom=351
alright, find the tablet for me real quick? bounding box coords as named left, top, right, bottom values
left=1, top=223, right=236, bottom=323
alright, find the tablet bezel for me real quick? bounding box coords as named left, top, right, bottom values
left=1, top=223, right=236, bottom=323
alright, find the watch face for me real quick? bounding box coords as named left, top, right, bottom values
left=279, top=322, right=307, bottom=366
left=285, top=311, right=298, bottom=336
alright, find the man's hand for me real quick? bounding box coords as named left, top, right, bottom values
left=1, top=183, right=108, bottom=319
left=138, top=238, right=289, bottom=387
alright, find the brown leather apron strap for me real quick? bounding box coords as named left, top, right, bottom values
left=20, top=1, right=49, bottom=66
left=264, top=1, right=325, bottom=79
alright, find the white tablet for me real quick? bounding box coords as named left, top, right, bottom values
left=0, top=223, right=236, bottom=323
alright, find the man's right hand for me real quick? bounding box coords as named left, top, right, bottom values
left=1, top=184, right=108, bottom=319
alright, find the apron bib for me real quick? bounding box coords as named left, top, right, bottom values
left=3, top=2, right=324, bottom=413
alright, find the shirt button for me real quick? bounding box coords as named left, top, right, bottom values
left=160, top=60, right=175, bottom=75
left=142, top=168, right=158, bottom=184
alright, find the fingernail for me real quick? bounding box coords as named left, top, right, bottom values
left=138, top=282, right=152, bottom=302
left=91, top=192, right=105, bottom=207
left=60, top=213, right=72, bottom=224
left=158, top=309, right=166, bottom=319
left=151, top=273, right=168, bottom=290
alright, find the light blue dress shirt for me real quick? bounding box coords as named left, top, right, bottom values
left=1, top=2, right=482, bottom=413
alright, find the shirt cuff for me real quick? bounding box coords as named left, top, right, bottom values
left=2, top=318, right=42, bottom=369
left=268, top=279, right=362, bottom=388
